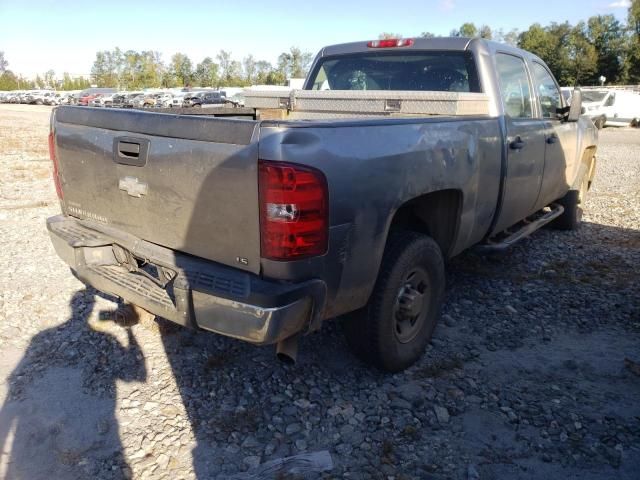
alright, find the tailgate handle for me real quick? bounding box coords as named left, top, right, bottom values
left=114, top=137, right=149, bottom=167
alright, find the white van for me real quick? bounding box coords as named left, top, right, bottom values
left=602, top=90, right=640, bottom=127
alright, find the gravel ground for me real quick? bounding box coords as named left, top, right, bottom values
left=0, top=104, right=639, bottom=480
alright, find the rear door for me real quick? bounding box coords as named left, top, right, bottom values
left=53, top=107, right=262, bottom=273
left=530, top=61, right=578, bottom=210
left=492, top=52, right=546, bottom=234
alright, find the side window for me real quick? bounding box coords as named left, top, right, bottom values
left=532, top=63, right=562, bottom=119
left=496, top=53, right=533, bottom=118
left=604, top=94, right=615, bottom=107
left=311, top=65, right=331, bottom=90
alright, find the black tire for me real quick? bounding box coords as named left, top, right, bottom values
left=343, top=231, right=445, bottom=372
left=552, top=165, right=590, bottom=230
left=595, top=117, right=605, bottom=129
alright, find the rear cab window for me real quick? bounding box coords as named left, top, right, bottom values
left=306, top=51, right=481, bottom=92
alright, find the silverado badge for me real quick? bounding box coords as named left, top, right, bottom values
left=119, top=176, right=148, bottom=197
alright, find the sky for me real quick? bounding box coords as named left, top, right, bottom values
left=0, top=0, right=633, bottom=78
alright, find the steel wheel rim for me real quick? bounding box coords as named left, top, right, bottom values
left=393, top=267, right=430, bottom=344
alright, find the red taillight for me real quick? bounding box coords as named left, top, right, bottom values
left=259, top=160, right=328, bottom=261
left=48, top=131, right=63, bottom=200
left=367, top=38, right=414, bottom=48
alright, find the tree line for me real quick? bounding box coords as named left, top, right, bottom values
left=0, top=52, right=90, bottom=91
left=2, top=1, right=639, bottom=91
left=88, top=47, right=314, bottom=89
left=418, top=0, right=640, bottom=86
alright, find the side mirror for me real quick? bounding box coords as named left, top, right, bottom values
left=567, top=88, right=582, bottom=122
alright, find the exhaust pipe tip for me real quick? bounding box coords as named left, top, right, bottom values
left=276, top=334, right=300, bottom=365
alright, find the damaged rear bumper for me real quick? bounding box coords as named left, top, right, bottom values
left=47, top=215, right=326, bottom=345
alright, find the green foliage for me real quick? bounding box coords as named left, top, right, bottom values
left=459, top=23, right=478, bottom=37
left=170, top=53, right=193, bottom=87
left=61, top=73, right=90, bottom=90
left=627, top=0, right=640, bottom=82
left=587, top=15, right=626, bottom=83
left=479, top=25, right=492, bottom=39
left=277, top=47, right=313, bottom=79
left=194, top=57, right=219, bottom=87
left=0, top=70, right=35, bottom=90
left=83, top=46, right=311, bottom=90
left=0, top=53, right=37, bottom=90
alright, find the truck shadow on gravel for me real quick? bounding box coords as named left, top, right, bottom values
left=0, top=288, right=146, bottom=480
left=156, top=221, right=639, bottom=479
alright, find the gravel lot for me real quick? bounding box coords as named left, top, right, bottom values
left=0, top=104, right=639, bottom=480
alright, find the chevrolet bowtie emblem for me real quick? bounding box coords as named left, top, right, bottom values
left=119, top=176, right=148, bottom=197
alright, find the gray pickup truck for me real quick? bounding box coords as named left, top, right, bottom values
left=47, top=37, right=597, bottom=372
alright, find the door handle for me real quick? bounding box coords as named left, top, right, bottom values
left=509, top=136, right=525, bottom=150
left=546, top=134, right=558, bottom=144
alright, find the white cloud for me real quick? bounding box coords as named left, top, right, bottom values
left=439, top=0, right=455, bottom=11
left=608, top=0, right=631, bottom=8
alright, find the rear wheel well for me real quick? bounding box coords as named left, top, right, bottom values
left=388, top=190, right=462, bottom=258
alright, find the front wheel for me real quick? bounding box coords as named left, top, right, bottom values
left=343, top=232, right=445, bottom=372
left=552, top=162, right=591, bottom=230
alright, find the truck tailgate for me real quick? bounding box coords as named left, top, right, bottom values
left=53, top=106, right=261, bottom=274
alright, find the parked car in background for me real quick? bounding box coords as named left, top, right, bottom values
left=26, top=91, right=55, bottom=105
left=1, top=92, right=18, bottom=103
left=44, top=93, right=63, bottom=105
left=153, top=93, right=173, bottom=108
left=110, top=94, right=127, bottom=108
left=132, top=94, right=158, bottom=108
left=170, top=93, right=187, bottom=108
left=78, top=93, right=98, bottom=106
left=77, top=88, right=117, bottom=106
left=88, top=94, right=107, bottom=107
left=123, top=93, right=144, bottom=108
left=183, top=91, right=226, bottom=107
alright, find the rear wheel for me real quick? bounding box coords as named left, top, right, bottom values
left=343, top=231, right=445, bottom=372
